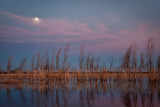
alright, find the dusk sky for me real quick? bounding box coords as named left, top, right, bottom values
left=0, top=0, right=160, bottom=70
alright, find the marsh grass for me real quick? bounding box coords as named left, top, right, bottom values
left=0, top=37, right=160, bottom=83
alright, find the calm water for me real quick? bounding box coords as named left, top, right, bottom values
left=0, top=77, right=160, bottom=107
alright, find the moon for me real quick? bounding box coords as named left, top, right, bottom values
left=33, top=17, right=40, bottom=23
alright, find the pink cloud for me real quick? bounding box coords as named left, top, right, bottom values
left=118, top=23, right=148, bottom=37
left=0, top=10, right=33, bottom=25
left=0, top=10, right=119, bottom=43
left=0, top=10, right=159, bottom=54
left=0, top=25, right=39, bottom=36
left=85, top=23, right=160, bottom=53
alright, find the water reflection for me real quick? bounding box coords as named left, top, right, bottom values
left=0, top=76, right=160, bottom=107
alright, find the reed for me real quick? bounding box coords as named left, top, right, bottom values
left=0, top=37, right=159, bottom=81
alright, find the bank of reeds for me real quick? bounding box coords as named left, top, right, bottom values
left=0, top=37, right=160, bottom=81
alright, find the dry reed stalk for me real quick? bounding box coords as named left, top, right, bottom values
left=63, top=44, right=70, bottom=72
left=110, top=57, right=114, bottom=72
left=79, top=45, right=85, bottom=72
left=7, top=56, right=13, bottom=73
left=139, top=53, right=145, bottom=73
left=146, top=37, right=154, bottom=73
left=36, top=49, right=41, bottom=71
left=51, top=49, right=55, bottom=72
left=157, top=55, right=160, bottom=73
left=56, top=48, right=61, bottom=72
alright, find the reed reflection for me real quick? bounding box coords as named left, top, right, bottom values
left=0, top=76, right=160, bottom=107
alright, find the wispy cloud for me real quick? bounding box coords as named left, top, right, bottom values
left=0, top=10, right=159, bottom=53
left=0, top=10, right=119, bottom=43
left=118, top=23, right=148, bottom=37
left=84, top=23, right=160, bottom=53
left=0, top=10, right=33, bottom=25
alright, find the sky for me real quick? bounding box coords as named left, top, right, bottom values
left=0, top=0, right=160, bottom=70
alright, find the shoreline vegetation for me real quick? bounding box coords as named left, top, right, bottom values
left=0, top=37, right=160, bottom=81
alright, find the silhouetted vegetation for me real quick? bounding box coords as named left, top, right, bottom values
left=0, top=37, right=159, bottom=75
left=146, top=37, right=154, bottom=73
left=56, top=48, right=61, bottom=72
left=7, top=56, right=13, bottom=73
left=157, top=54, right=160, bottom=72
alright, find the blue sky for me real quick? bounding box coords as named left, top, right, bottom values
left=0, top=0, right=160, bottom=70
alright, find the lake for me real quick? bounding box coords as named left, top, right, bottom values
left=0, top=76, right=160, bottom=107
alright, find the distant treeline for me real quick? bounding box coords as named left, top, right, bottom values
left=1, top=37, right=160, bottom=73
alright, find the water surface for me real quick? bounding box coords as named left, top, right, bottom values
left=0, top=77, right=160, bottom=107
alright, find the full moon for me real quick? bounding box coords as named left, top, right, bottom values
left=33, top=17, right=40, bottom=23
